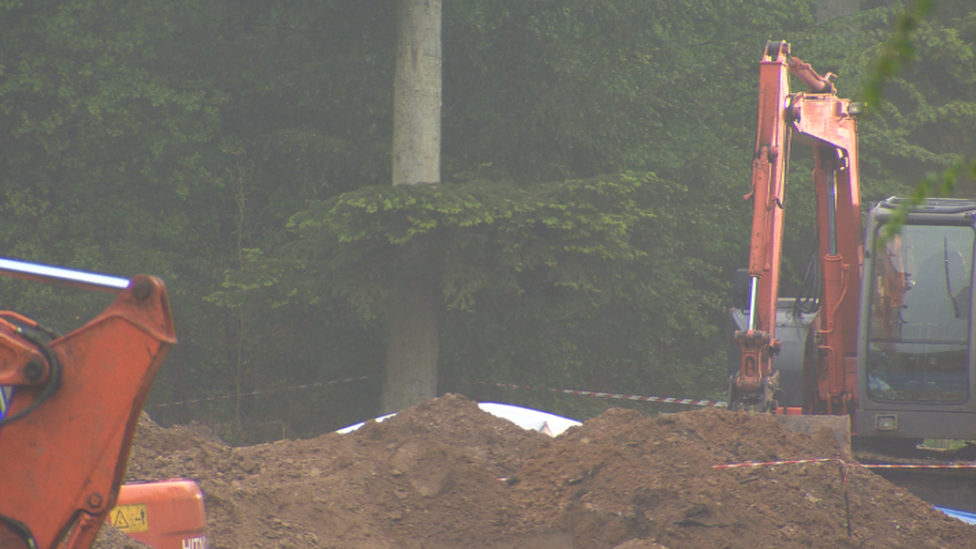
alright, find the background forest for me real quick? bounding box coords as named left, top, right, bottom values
left=0, top=0, right=973, bottom=444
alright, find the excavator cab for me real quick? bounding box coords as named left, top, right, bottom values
left=857, top=198, right=976, bottom=440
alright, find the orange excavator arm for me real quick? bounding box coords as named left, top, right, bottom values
left=0, top=262, right=175, bottom=549
left=731, top=41, right=862, bottom=414
left=732, top=41, right=792, bottom=410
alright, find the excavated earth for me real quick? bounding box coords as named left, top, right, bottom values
left=97, top=394, right=976, bottom=549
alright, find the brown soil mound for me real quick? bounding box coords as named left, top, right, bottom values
left=105, top=394, right=974, bottom=549
left=93, top=525, right=153, bottom=549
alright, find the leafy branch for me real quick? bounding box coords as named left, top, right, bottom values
left=866, top=0, right=976, bottom=239
left=284, top=173, right=660, bottom=315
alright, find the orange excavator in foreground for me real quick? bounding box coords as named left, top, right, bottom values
left=729, top=41, right=976, bottom=445
left=0, top=259, right=175, bottom=549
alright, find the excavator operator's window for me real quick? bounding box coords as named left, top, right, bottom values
left=866, top=223, right=973, bottom=403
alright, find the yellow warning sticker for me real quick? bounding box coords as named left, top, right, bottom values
left=110, top=503, right=149, bottom=533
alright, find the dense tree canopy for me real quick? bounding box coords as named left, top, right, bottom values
left=0, top=0, right=972, bottom=442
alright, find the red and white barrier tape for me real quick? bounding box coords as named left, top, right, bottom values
left=860, top=463, right=976, bottom=469
left=152, top=377, right=723, bottom=411
left=713, top=458, right=838, bottom=469
left=151, top=374, right=376, bottom=409
left=714, top=458, right=976, bottom=470
left=465, top=380, right=728, bottom=408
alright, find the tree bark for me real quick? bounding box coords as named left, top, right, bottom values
left=392, top=0, right=441, bottom=187
left=381, top=269, right=441, bottom=414
left=381, top=0, right=442, bottom=413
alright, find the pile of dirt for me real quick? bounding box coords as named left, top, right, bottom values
left=104, top=394, right=974, bottom=549
left=93, top=524, right=152, bottom=549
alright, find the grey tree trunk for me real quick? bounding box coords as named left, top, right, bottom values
left=392, top=0, right=441, bottom=187
left=381, top=0, right=442, bottom=414
left=381, top=268, right=441, bottom=414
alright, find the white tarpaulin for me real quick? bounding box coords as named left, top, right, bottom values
left=336, top=402, right=581, bottom=437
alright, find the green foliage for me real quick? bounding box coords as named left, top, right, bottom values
left=437, top=174, right=731, bottom=419
left=443, top=0, right=817, bottom=184
left=861, top=0, right=937, bottom=110
left=278, top=169, right=732, bottom=420
left=2, top=0, right=974, bottom=439
left=285, top=173, right=654, bottom=314
left=826, top=0, right=976, bottom=239
left=0, top=0, right=225, bottom=330
left=859, top=1, right=976, bottom=196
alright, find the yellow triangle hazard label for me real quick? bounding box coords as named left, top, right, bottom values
left=108, top=503, right=148, bottom=532
left=112, top=510, right=130, bottom=529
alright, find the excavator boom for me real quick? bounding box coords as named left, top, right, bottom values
left=0, top=266, right=175, bottom=549
left=731, top=41, right=862, bottom=416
